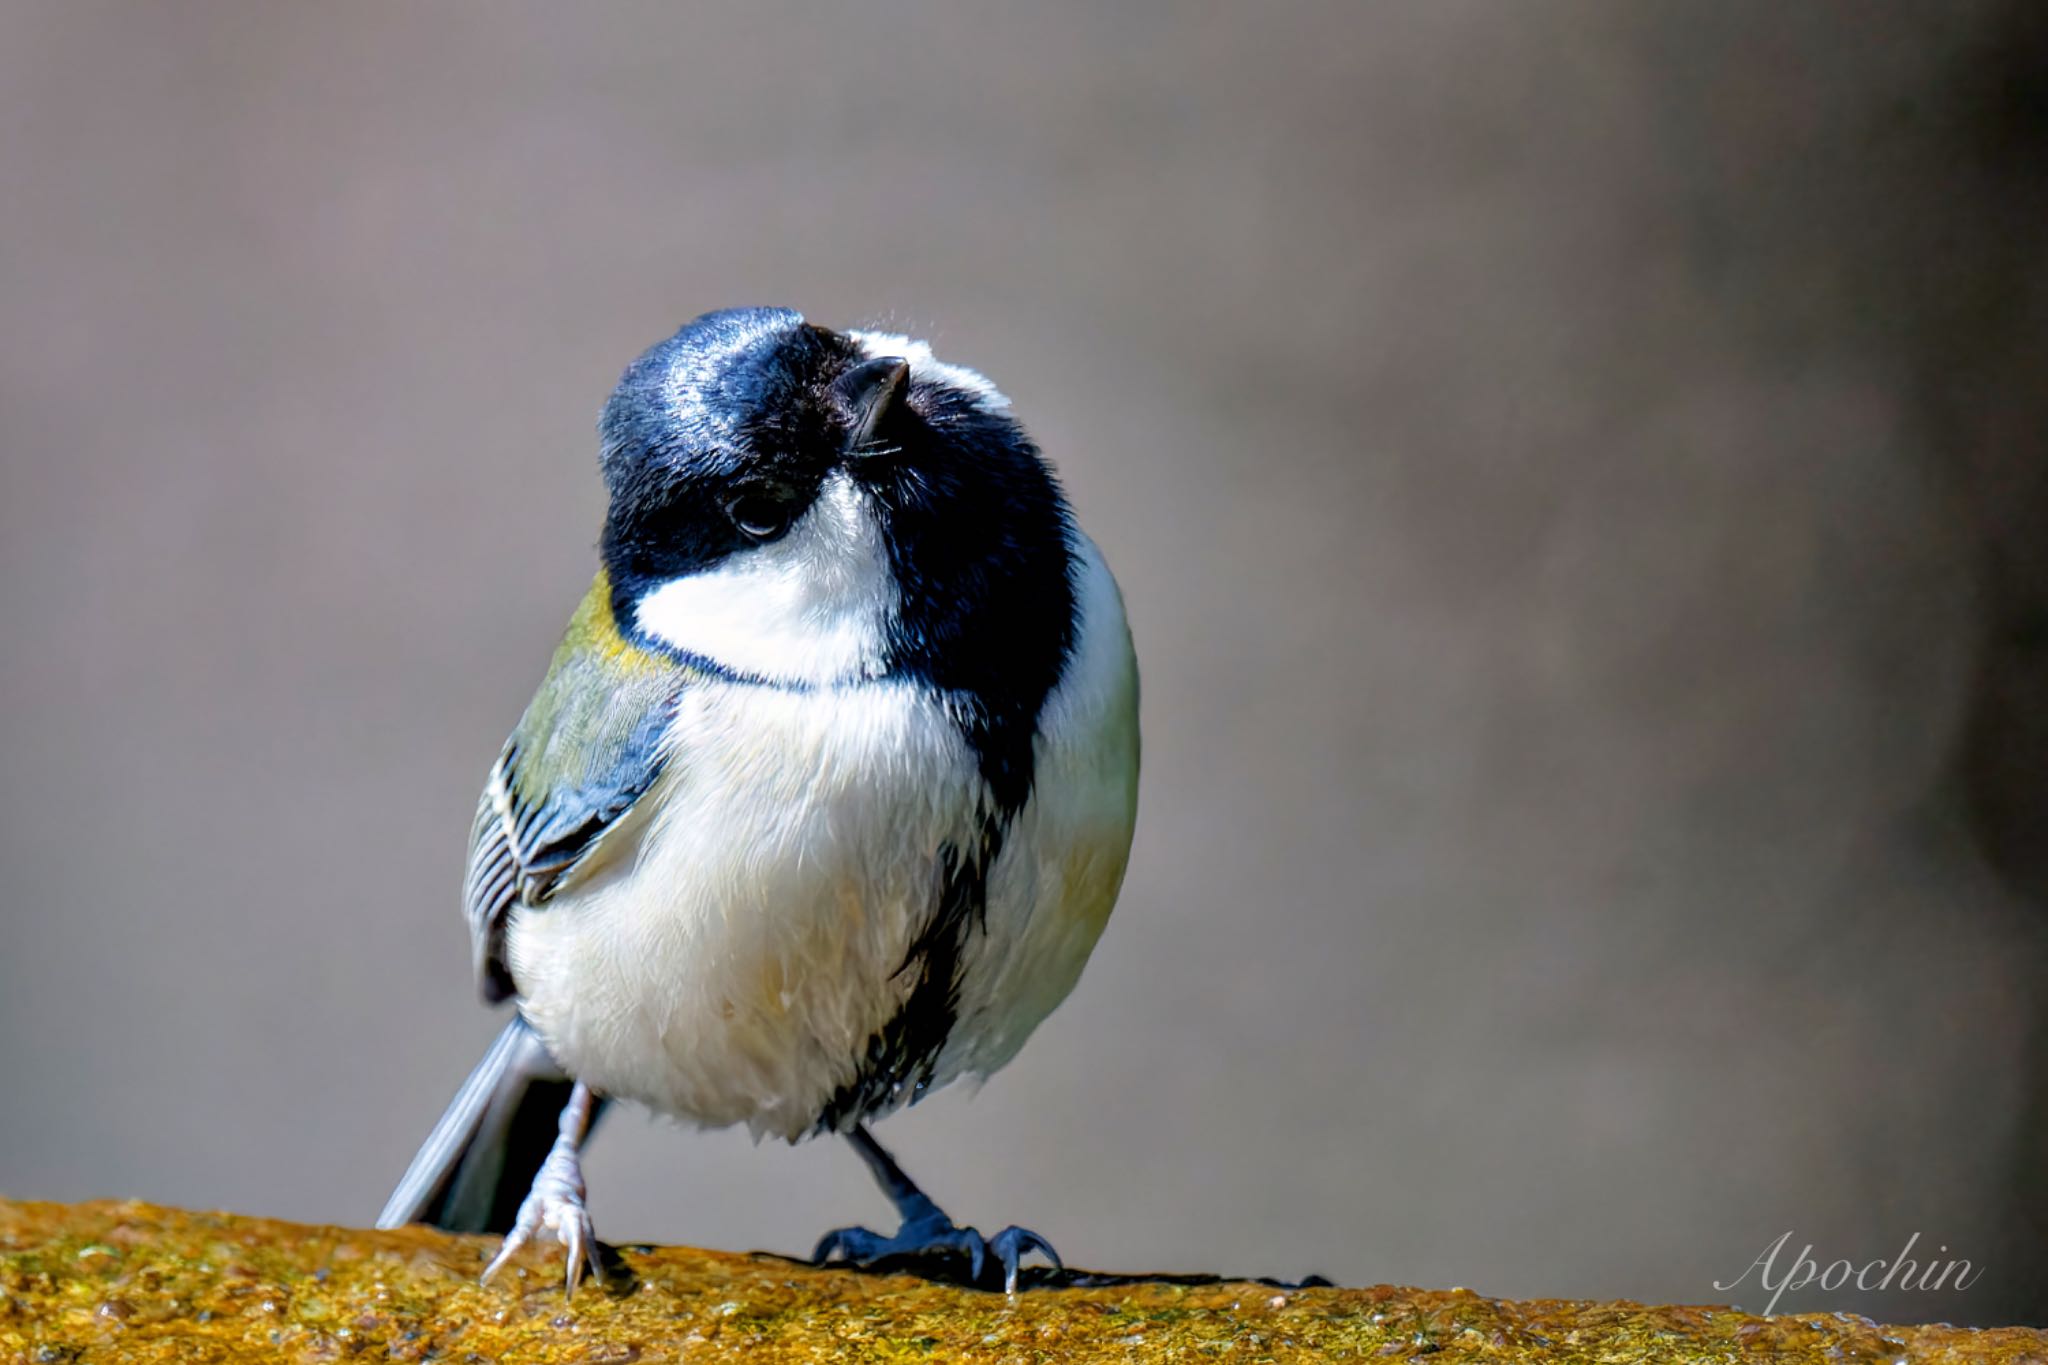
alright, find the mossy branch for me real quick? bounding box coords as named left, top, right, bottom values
left=0, top=1200, right=2038, bottom=1363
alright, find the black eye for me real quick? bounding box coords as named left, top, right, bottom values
left=727, top=492, right=796, bottom=541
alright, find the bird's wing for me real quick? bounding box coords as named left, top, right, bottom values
left=466, top=575, right=692, bottom=1002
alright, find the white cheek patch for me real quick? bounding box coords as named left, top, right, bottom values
left=632, top=473, right=898, bottom=686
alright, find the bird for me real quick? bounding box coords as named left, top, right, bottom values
left=375, top=307, right=1140, bottom=1295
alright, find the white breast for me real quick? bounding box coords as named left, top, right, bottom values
left=507, top=678, right=980, bottom=1139
left=507, top=533, right=1140, bottom=1141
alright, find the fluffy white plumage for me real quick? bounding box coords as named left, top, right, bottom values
left=509, top=530, right=1138, bottom=1140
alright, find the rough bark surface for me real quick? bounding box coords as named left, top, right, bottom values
left=0, top=1200, right=2039, bottom=1363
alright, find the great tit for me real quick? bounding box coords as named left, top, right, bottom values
left=376, top=308, right=1140, bottom=1294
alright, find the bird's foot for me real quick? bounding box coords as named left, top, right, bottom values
left=480, top=1138, right=604, bottom=1295
left=813, top=1199, right=1061, bottom=1293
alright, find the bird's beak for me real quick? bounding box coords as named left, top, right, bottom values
left=836, top=356, right=911, bottom=456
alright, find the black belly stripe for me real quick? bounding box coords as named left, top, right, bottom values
left=804, top=385, right=1079, bottom=1132
left=814, top=805, right=1007, bottom=1133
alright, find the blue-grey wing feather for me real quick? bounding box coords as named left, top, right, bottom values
left=465, top=585, right=690, bottom=1002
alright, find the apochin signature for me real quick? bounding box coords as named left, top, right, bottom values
left=1716, top=1232, right=1984, bottom=1314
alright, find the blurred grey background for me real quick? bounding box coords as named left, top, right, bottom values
left=3, top=0, right=2046, bottom=1327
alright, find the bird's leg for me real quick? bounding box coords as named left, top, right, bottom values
left=812, top=1123, right=1062, bottom=1293
left=481, top=1080, right=605, bottom=1295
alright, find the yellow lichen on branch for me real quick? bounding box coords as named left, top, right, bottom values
left=0, top=1199, right=2039, bottom=1363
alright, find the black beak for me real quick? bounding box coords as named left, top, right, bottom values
left=836, top=356, right=911, bottom=456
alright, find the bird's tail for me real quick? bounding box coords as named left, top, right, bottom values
left=376, top=1017, right=607, bottom=1234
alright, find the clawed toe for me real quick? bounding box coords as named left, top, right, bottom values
left=988, top=1225, right=1063, bottom=1293
left=482, top=1194, right=605, bottom=1294
left=480, top=1157, right=605, bottom=1294
left=476, top=1080, right=605, bottom=1296
left=812, top=1217, right=1060, bottom=1291
left=820, top=1126, right=1064, bottom=1291
left=811, top=1225, right=883, bottom=1265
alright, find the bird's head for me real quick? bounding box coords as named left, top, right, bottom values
left=595, top=309, right=1076, bottom=728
